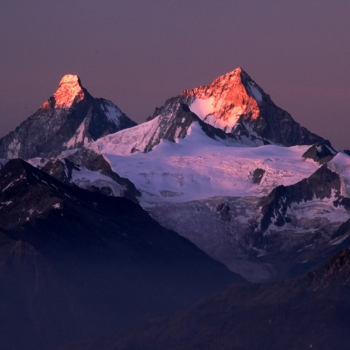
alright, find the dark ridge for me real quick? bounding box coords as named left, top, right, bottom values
left=302, top=141, right=337, bottom=164
left=0, top=159, right=242, bottom=350
left=59, top=249, right=350, bottom=350
left=259, top=165, right=342, bottom=232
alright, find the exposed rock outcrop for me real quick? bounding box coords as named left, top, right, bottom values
left=41, top=149, right=141, bottom=202
left=302, top=141, right=337, bottom=164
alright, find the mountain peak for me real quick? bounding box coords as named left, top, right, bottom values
left=217, top=66, right=245, bottom=80
left=51, top=74, right=85, bottom=109
left=151, top=68, right=325, bottom=146
left=210, top=67, right=263, bottom=102
left=0, top=74, right=137, bottom=159
left=234, top=66, right=244, bottom=73
left=180, top=67, right=263, bottom=133
left=59, top=74, right=82, bottom=85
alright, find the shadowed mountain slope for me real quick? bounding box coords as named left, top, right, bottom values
left=0, top=159, right=241, bottom=350
left=61, top=249, right=350, bottom=350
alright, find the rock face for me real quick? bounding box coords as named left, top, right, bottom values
left=252, top=168, right=266, bottom=184
left=259, top=164, right=343, bottom=232
left=0, top=74, right=136, bottom=159
left=147, top=165, right=350, bottom=282
left=302, top=141, right=337, bottom=164
left=41, top=148, right=141, bottom=203
left=0, top=159, right=241, bottom=350
left=150, top=68, right=325, bottom=146
left=140, top=104, right=238, bottom=153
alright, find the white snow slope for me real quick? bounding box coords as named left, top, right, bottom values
left=88, top=122, right=320, bottom=207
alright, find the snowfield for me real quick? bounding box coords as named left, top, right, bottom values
left=89, top=122, right=320, bottom=206
left=328, top=152, right=350, bottom=198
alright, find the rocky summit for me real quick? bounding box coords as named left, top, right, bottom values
left=151, top=67, right=325, bottom=146
left=0, top=74, right=136, bottom=159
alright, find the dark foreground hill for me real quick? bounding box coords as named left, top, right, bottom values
left=0, top=159, right=241, bottom=350
left=62, top=248, right=350, bottom=350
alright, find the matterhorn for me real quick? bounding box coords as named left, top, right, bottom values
left=0, top=74, right=136, bottom=159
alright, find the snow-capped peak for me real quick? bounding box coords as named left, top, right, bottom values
left=0, top=73, right=137, bottom=160
left=208, top=67, right=262, bottom=102
left=52, top=74, right=85, bottom=109
left=149, top=68, right=326, bottom=147
left=182, top=67, right=264, bottom=133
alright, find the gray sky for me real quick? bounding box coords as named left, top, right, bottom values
left=1, top=1, right=349, bottom=148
